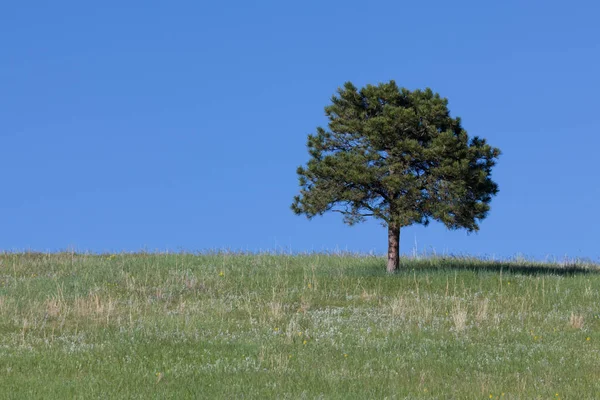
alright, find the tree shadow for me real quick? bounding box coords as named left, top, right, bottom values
left=343, top=257, right=600, bottom=277
left=401, top=258, right=599, bottom=276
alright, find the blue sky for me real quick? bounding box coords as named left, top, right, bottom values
left=2, top=1, right=599, bottom=260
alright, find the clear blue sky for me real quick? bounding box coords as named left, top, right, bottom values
left=2, top=1, right=599, bottom=260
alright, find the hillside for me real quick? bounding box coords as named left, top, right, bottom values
left=0, top=252, right=598, bottom=399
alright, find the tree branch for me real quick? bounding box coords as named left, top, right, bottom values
left=331, top=210, right=376, bottom=218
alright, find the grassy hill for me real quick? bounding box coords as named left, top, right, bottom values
left=0, top=252, right=598, bottom=399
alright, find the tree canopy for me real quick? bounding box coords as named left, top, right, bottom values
left=292, top=81, right=500, bottom=272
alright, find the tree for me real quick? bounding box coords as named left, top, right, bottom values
left=292, top=81, right=500, bottom=272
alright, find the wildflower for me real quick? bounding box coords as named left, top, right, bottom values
left=303, top=340, right=307, bottom=345
left=274, top=327, right=279, bottom=332
left=298, top=332, right=302, bottom=336
left=344, top=353, right=348, bottom=357
left=307, top=283, right=312, bottom=289
left=489, top=395, right=493, bottom=399
left=218, top=271, right=224, bottom=277
left=424, top=389, right=428, bottom=393
left=586, top=337, right=591, bottom=341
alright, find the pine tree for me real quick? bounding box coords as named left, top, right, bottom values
left=292, top=81, right=500, bottom=272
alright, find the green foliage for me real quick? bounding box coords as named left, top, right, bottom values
left=292, top=81, right=500, bottom=231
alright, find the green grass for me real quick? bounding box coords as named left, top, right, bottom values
left=0, top=252, right=599, bottom=399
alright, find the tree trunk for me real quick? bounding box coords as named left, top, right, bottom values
left=387, top=224, right=400, bottom=273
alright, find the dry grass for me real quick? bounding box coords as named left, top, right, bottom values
left=451, top=301, right=468, bottom=332
left=389, top=296, right=405, bottom=317
left=475, top=297, right=489, bottom=322
left=569, top=312, right=585, bottom=329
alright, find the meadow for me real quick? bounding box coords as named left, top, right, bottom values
left=0, top=252, right=599, bottom=399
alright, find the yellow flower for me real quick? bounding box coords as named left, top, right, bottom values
left=274, top=327, right=279, bottom=331
left=218, top=271, right=224, bottom=277
left=298, top=332, right=302, bottom=336
left=303, top=340, right=307, bottom=345
left=423, top=389, right=428, bottom=393
left=489, top=395, right=493, bottom=399
left=307, top=283, right=312, bottom=289
left=344, top=353, right=348, bottom=357
left=586, top=337, right=591, bottom=341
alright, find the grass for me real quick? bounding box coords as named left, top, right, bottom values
left=0, top=252, right=599, bottom=399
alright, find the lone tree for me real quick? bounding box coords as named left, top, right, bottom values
left=292, top=81, right=500, bottom=272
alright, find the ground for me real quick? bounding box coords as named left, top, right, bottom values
left=0, top=252, right=598, bottom=399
